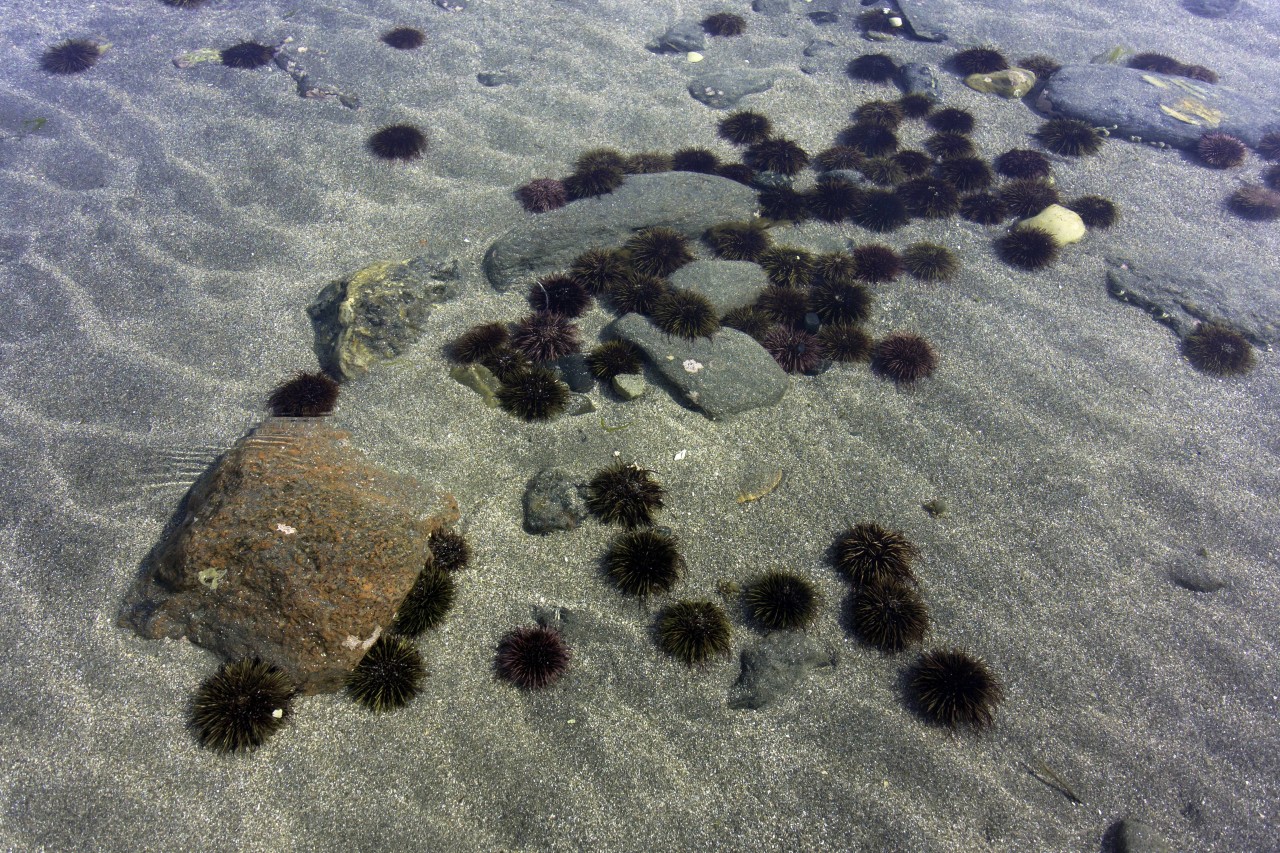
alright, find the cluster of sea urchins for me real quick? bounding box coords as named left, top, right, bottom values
left=831, top=520, right=1003, bottom=730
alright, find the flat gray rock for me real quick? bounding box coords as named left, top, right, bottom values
left=1104, top=255, right=1280, bottom=347
left=687, top=69, right=777, bottom=109
left=484, top=172, right=758, bottom=292
left=1038, top=64, right=1280, bottom=149
left=609, top=313, right=788, bottom=419
left=728, top=631, right=836, bottom=710
left=668, top=259, right=769, bottom=316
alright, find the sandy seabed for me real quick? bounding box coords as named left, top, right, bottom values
left=0, top=0, right=1277, bottom=850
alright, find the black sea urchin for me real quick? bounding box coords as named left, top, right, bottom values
left=758, top=246, right=816, bottom=288
left=1197, top=132, right=1247, bottom=168
left=347, top=634, right=425, bottom=712
left=268, top=371, right=339, bottom=417
left=586, top=340, right=643, bottom=381
left=495, top=625, right=571, bottom=689
left=604, top=528, right=683, bottom=597
left=381, top=27, right=426, bottom=49
left=902, top=243, right=958, bottom=281
left=429, top=528, right=471, bottom=573
left=818, top=322, right=872, bottom=363
left=40, top=39, right=102, bottom=74
left=959, top=192, right=1008, bottom=225
left=809, top=280, right=873, bottom=325
left=393, top=565, right=456, bottom=636
left=516, top=178, right=568, bottom=213
left=1067, top=195, right=1118, bottom=229
left=367, top=124, right=428, bottom=161
left=220, top=41, right=276, bottom=69
left=839, top=123, right=899, bottom=158
left=951, top=46, right=1008, bottom=75
left=999, top=179, right=1059, bottom=218
left=807, top=176, right=864, bottom=222
left=855, top=100, right=905, bottom=130
left=671, top=147, right=720, bottom=174
left=908, top=648, right=1003, bottom=730
left=851, top=578, right=929, bottom=652
left=852, top=244, right=903, bottom=282
left=847, top=53, right=897, bottom=83
left=586, top=461, right=665, bottom=528
left=702, top=12, right=747, bottom=37
left=926, top=108, right=976, bottom=135
left=1035, top=118, right=1103, bottom=156
left=510, top=313, right=581, bottom=362
left=938, top=157, right=994, bottom=192
left=624, top=227, right=695, bottom=277
left=746, top=137, right=811, bottom=176
left=744, top=571, right=819, bottom=630
left=528, top=275, right=592, bottom=318
left=994, top=226, right=1059, bottom=270
left=833, top=522, right=918, bottom=585
left=651, top=289, right=720, bottom=340
left=717, top=110, right=772, bottom=145
left=607, top=272, right=669, bottom=315
left=897, top=176, right=960, bottom=219
left=1183, top=322, right=1256, bottom=376
left=763, top=326, right=823, bottom=374
left=657, top=601, right=732, bottom=665
left=190, top=658, right=294, bottom=753
left=872, top=333, right=937, bottom=383
left=1227, top=184, right=1280, bottom=221
left=851, top=189, right=910, bottom=232
left=704, top=220, right=771, bottom=261
left=924, top=132, right=976, bottom=160
left=497, top=368, right=570, bottom=420
left=994, top=149, right=1051, bottom=180
left=569, top=248, right=630, bottom=295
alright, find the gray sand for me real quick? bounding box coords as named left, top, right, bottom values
left=1, top=1, right=1277, bottom=850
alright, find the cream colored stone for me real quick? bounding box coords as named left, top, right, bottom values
left=965, top=68, right=1037, bottom=98
left=1021, top=204, right=1086, bottom=245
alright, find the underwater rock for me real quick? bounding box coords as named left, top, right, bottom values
left=647, top=22, right=705, bottom=54
left=1105, top=818, right=1174, bottom=853
left=1104, top=256, right=1279, bottom=346
left=669, top=259, right=769, bottom=317
left=120, top=418, right=458, bottom=694
left=965, top=68, right=1036, bottom=99
left=891, top=0, right=950, bottom=41
left=609, top=313, right=789, bottom=419
left=897, top=62, right=941, bottom=101
left=484, top=172, right=757, bottom=292
left=1021, top=204, right=1085, bottom=245
left=309, top=254, right=459, bottom=381
left=523, top=467, right=589, bottom=534
left=728, top=631, right=836, bottom=710
left=612, top=373, right=646, bottom=400
left=1039, top=64, right=1280, bottom=149
left=1184, top=0, right=1240, bottom=18
left=688, top=69, right=777, bottom=109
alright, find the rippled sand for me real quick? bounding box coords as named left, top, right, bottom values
left=1, top=1, right=1277, bottom=850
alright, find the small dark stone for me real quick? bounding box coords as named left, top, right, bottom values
left=897, top=62, right=941, bottom=102
left=553, top=353, right=594, bottom=393
left=523, top=468, right=589, bottom=534
left=1104, top=818, right=1174, bottom=853
left=477, top=71, right=518, bottom=87
left=648, top=22, right=705, bottom=53
left=1183, top=0, right=1240, bottom=18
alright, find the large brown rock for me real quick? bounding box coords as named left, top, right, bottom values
left=121, top=418, right=457, bottom=694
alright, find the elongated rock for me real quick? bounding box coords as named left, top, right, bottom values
left=484, top=172, right=758, bottom=293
